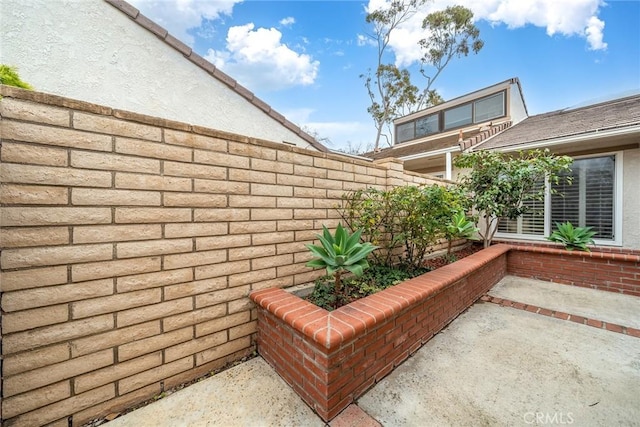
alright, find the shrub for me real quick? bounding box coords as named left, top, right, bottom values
left=339, top=184, right=470, bottom=269
left=306, top=224, right=378, bottom=308
left=445, top=211, right=478, bottom=254
left=0, top=65, right=33, bottom=90
left=547, top=221, right=596, bottom=252
left=455, top=149, right=573, bottom=248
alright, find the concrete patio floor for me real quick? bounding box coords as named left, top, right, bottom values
left=106, top=276, right=640, bottom=427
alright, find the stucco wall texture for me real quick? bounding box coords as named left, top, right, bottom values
left=0, top=0, right=319, bottom=150
left=0, top=85, right=439, bottom=426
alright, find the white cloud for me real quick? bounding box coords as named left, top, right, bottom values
left=204, top=23, right=319, bottom=91
left=357, top=34, right=377, bottom=47
left=366, top=0, right=608, bottom=66
left=128, top=0, right=241, bottom=46
left=279, top=17, right=295, bottom=27
left=585, top=16, right=607, bottom=51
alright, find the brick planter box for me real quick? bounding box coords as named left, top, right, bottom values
left=507, top=245, right=640, bottom=296
left=251, top=243, right=640, bottom=421
left=250, top=244, right=511, bottom=421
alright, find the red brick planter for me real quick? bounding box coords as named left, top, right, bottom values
left=507, top=245, right=640, bottom=296
left=251, top=243, right=640, bottom=421
left=250, top=244, right=511, bottom=421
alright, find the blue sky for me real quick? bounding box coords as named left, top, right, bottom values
left=130, top=0, right=640, bottom=152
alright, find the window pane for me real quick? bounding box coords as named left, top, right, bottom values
left=551, top=156, right=615, bottom=240
left=474, top=92, right=505, bottom=122
left=521, top=196, right=545, bottom=235
left=444, top=104, right=472, bottom=130
left=497, top=180, right=545, bottom=236
left=416, top=114, right=439, bottom=137
left=396, top=122, right=415, bottom=143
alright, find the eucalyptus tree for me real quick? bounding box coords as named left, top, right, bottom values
left=362, top=2, right=484, bottom=150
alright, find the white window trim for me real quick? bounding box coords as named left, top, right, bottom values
left=494, top=150, right=623, bottom=246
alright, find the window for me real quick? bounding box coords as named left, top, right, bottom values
left=396, top=122, right=415, bottom=143
left=444, top=104, right=472, bottom=130
left=416, top=114, right=439, bottom=137
left=498, top=180, right=546, bottom=236
left=551, top=156, right=615, bottom=240
left=474, top=92, right=505, bottom=122
left=394, top=90, right=507, bottom=144
left=496, top=154, right=620, bottom=244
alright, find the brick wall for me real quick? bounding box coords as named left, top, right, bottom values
left=250, top=243, right=640, bottom=421
left=251, top=244, right=511, bottom=421
left=506, top=245, right=640, bottom=296
left=0, top=85, right=442, bottom=426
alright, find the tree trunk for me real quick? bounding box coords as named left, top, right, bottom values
left=333, top=271, right=342, bottom=309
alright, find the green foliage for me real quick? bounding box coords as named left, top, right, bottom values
left=0, top=65, right=33, bottom=90
left=445, top=211, right=478, bottom=254
left=307, top=276, right=338, bottom=311
left=420, top=6, right=484, bottom=69
left=362, top=2, right=483, bottom=149
left=339, top=184, right=471, bottom=270
left=454, top=149, right=573, bottom=248
left=306, top=224, right=378, bottom=308
left=307, top=264, right=429, bottom=310
left=547, top=222, right=596, bottom=252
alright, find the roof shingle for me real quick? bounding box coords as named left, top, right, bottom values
left=475, top=94, right=640, bottom=151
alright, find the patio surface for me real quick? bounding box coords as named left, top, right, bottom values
left=106, top=276, right=640, bottom=427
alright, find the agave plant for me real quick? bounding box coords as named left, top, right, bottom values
left=546, top=221, right=596, bottom=252
left=306, top=224, right=378, bottom=307
left=445, top=211, right=478, bottom=254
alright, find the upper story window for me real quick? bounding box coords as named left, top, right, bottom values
left=416, top=113, right=439, bottom=137
left=396, top=122, right=415, bottom=143
left=474, top=92, right=505, bottom=122
left=395, top=90, right=507, bottom=144
left=444, top=104, right=472, bottom=130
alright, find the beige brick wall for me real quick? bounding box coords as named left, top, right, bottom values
left=0, top=85, right=442, bottom=426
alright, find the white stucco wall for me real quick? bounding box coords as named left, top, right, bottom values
left=508, top=82, right=528, bottom=124
left=0, top=0, right=317, bottom=150
left=622, top=147, right=640, bottom=249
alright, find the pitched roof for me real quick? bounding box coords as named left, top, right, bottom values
left=104, top=0, right=328, bottom=152
left=472, top=93, right=640, bottom=151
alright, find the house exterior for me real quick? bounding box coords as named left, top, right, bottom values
left=371, top=78, right=640, bottom=250
left=0, top=0, right=326, bottom=152
left=368, top=77, right=528, bottom=179
left=472, top=93, right=640, bottom=250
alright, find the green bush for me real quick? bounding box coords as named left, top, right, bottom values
left=547, top=221, right=596, bottom=252
left=454, top=149, right=573, bottom=248
left=0, top=65, right=33, bottom=90
left=307, top=264, right=430, bottom=311
left=339, top=184, right=470, bottom=269
left=305, top=224, right=378, bottom=309
left=445, top=211, right=478, bottom=254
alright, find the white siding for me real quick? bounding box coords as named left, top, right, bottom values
left=509, top=82, right=528, bottom=124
